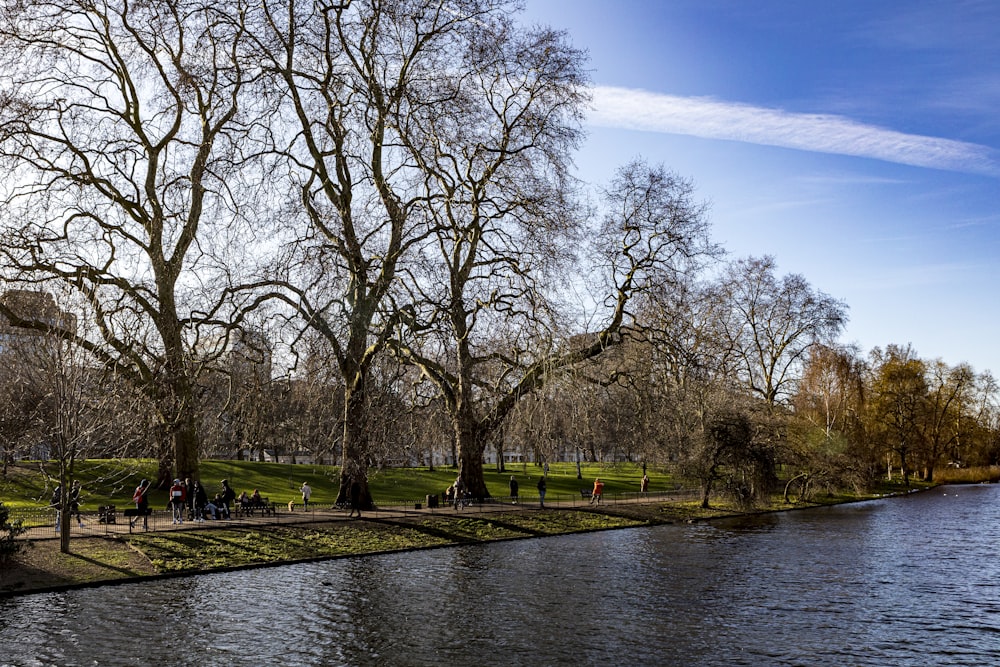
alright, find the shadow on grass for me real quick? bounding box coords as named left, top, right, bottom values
left=0, top=564, right=72, bottom=595
left=368, top=514, right=562, bottom=544
left=67, top=552, right=137, bottom=577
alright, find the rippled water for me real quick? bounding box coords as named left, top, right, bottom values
left=3, top=484, right=1000, bottom=666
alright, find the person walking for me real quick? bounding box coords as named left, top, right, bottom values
left=348, top=480, right=363, bottom=519
left=590, top=478, right=604, bottom=505
left=509, top=476, right=519, bottom=504
left=640, top=473, right=649, bottom=496
left=184, top=477, right=196, bottom=521
left=537, top=476, right=547, bottom=508
left=131, top=479, right=151, bottom=530
left=300, top=481, right=312, bottom=510
left=51, top=484, right=62, bottom=532
left=70, top=480, right=85, bottom=528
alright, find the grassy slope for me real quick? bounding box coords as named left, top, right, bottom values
left=2, top=457, right=966, bottom=596
left=0, top=459, right=672, bottom=510
left=0, top=499, right=731, bottom=596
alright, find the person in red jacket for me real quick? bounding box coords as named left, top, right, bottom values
left=590, top=478, right=604, bottom=505
left=169, top=478, right=187, bottom=524
left=131, top=479, right=151, bottom=530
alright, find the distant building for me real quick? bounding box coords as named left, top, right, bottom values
left=0, top=289, right=77, bottom=354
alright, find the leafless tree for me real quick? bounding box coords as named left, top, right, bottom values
left=248, top=0, right=582, bottom=506
left=0, top=0, right=271, bottom=483
left=12, top=301, right=150, bottom=553
left=717, top=256, right=848, bottom=410
left=962, top=371, right=1000, bottom=467
left=0, top=313, right=48, bottom=473
left=398, top=156, right=716, bottom=498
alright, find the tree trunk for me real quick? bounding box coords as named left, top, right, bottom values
left=455, top=415, right=491, bottom=500
left=57, top=469, right=70, bottom=554
left=156, top=431, right=173, bottom=490
left=783, top=473, right=808, bottom=504
left=336, top=380, right=373, bottom=510
left=173, top=418, right=201, bottom=484
left=900, top=443, right=911, bottom=487
left=157, top=312, right=202, bottom=483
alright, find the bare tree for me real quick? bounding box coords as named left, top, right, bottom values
left=717, top=256, right=848, bottom=410
left=0, top=0, right=269, bottom=482
left=962, top=371, right=1000, bottom=467
left=250, top=0, right=573, bottom=506
left=399, top=157, right=716, bottom=497
left=0, top=343, right=47, bottom=475
left=12, top=300, right=147, bottom=553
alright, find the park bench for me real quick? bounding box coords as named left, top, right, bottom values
left=98, top=505, right=117, bottom=524
left=123, top=507, right=152, bottom=532
left=235, top=497, right=276, bottom=518
left=580, top=489, right=592, bottom=499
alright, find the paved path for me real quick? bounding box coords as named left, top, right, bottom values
left=17, top=489, right=699, bottom=541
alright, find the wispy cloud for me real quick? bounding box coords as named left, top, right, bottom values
left=848, top=261, right=981, bottom=291
left=590, top=86, right=1000, bottom=177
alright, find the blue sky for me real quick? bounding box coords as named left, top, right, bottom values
left=522, top=0, right=1000, bottom=377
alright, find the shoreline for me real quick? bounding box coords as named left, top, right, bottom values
left=0, top=490, right=930, bottom=600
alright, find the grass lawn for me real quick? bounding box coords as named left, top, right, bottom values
left=2, top=459, right=971, bottom=597
left=0, top=459, right=675, bottom=511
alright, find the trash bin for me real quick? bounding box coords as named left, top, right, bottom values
left=98, top=505, right=116, bottom=524
left=426, top=494, right=438, bottom=509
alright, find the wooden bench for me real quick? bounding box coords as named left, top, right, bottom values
left=123, top=507, right=152, bottom=532
left=235, top=497, right=276, bottom=518
left=580, top=489, right=592, bottom=499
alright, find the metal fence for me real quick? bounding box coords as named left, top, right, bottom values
left=9, top=506, right=307, bottom=540
left=9, top=486, right=701, bottom=541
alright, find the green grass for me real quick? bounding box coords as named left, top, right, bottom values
left=125, top=510, right=645, bottom=573
left=0, top=459, right=674, bottom=510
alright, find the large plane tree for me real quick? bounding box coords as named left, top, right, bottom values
left=0, top=0, right=268, bottom=482
left=249, top=0, right=590, bottom=506
left=398, top=158, right=718, bottom=498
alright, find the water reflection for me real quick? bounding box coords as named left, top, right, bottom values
left=4, top=485, right=1000, bottom=665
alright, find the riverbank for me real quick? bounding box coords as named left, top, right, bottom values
left=1, top=499, right=752, bottom=598
left=5, top=483, right=944, bottom=599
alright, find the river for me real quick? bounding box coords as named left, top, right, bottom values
left=2, top=484, right=999, bottom=666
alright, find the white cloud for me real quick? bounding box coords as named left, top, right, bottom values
left=590, top=86, right=1000, bottom=177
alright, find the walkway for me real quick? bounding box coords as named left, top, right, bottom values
left=13, top=488, right=699, bottom=541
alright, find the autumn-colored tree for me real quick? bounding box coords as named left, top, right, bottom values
left=867, top=345, right=928, bottom=487
left=918, top=360, right=975, bottom=481
left=786, top=343, right=873, bottom=499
